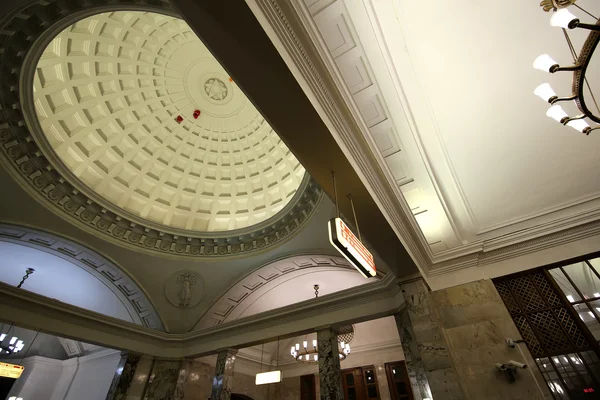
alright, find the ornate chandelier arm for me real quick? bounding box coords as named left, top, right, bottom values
left=582, top=126, right=600, bottom=135
left=550, top=94, right=578, bottom=105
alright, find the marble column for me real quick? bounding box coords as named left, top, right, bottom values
left=106, top=352, right=141, bottom=400
left=211, top=349, right=237, bottom=400
left=143, top=359, right=190, bottom=400
left=316, top=328, right=343, bottom=400
left=396, top=279, right=463, bottom=400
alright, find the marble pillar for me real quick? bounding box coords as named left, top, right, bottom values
left=211, top=349, right=237, bottom=400
left=143, top=359, right=190, bottom=400
left=106, top=352, right=141, bottom=400
left=396, top=279, right=463, bottom=400
left=316, top=328, right=343, bottom=400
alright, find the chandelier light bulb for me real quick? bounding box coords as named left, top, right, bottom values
left=290, top=346, right=295, bottom=355
left=314, top=354, right=318, bottom=361
left=312, top=339, right=317, bottom=348
left=567, top=119, right=590, bottom=133
left=534, top=54, right=558, bottom=72
left=340, top=341, right=345, bottom=349
left=295, top=343, right=299, bottom=351
left=303, top=341, right=308, bottom=349
left=305, top=354, right=309, bottom=361
left=534, top=83, right=557, bottom=102
left=0, top=334, right=5, bottom=341
left=550, top=9, right=579, bottom=29
left=546, top=105, right=568, bottom=122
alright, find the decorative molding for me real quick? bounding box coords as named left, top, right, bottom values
left=0, top=0, right=323, bottom=259
left=58, top=337, right=85, bottom=357
left=248, top=0, right=600, bottom=279
left=0, top=222, right=165, bottom=331
left=0, top=270, right=404, bottom=358
left=195, top=254, right=385, bottom=329
left=251, top=0, right=433, bottom=272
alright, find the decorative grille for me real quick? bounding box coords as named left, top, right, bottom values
left=494, top=271, right=590, bottom=357
left=336, top=325, right=354, bottom=344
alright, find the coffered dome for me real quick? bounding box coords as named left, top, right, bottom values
left=31, top=11, right=305, bottom=233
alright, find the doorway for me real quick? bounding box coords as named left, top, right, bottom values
left=384, top=362, right=413, bottom=400
left=341, top=366, right=380, bottom=400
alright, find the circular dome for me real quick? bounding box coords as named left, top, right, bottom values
left=31, top=11, right=305, bottom=233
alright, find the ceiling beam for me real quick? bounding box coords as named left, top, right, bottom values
left=0, top=279, right=403, bottom=358
left=167, top=0, right=417, bottom=276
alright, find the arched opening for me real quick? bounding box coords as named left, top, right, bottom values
left=195, top=254, right=382, bottom=329
left=0, top=223, right=164, bottom=400
left=0, top=223, right=163, bottom=330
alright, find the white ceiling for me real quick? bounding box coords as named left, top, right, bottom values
left=194, top=254, right=379, bottom=329
left=236, top=269, right=370, bottom=319
left=382, top=0, right=600, bottom=235
left=33, top=11, right=304, bottom=233
left=292, top=0, right=600, bottom=260
left=0, top=242, right=134, bottom=322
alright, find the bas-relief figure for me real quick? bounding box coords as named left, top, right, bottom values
left=165, top=270, right=204, bottom=309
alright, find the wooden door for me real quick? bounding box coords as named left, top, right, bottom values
left=300, top=374, right=316, bottom=400
left=342, top=366, right=380, bottom=400
left=385, top=362, right=413, bottom=400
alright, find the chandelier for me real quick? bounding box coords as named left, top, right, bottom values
left=290, top=325, right=353, bottom=363
left=533, top=0, right=600, bottom=135
left=0, top=333, right=24, bottom=355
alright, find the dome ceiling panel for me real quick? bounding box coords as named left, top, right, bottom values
left=32, top=11, right=305, bottom=233
left=0, top=2, right=321, bottom=258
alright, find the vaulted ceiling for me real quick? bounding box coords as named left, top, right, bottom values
left=0, top=0, right=403, bottom=336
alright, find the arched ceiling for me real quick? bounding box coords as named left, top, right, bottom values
left=0, top=223, right=164, bottom=330
left=195, top=254, right=381, bottom=330
left=31, top=11, right=305, bottom=233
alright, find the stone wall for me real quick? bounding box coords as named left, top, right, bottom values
left=432, top=280, right=551, bottom=400
left=398, top=278, right=553, bottom=400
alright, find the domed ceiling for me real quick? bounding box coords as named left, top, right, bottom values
left=31, top=11, right=305, bottom=233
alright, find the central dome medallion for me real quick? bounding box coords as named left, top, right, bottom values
left=31, top=11, right=306, bottom=233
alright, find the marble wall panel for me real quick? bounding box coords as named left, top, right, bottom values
left=143, top=360, right=186, bottom=400
left=126, top=356, right=154, bottom=400
left=374, top=364, right=390, bottom=400
left=182, top=361, right=214, bottom=400
left=432, top=280, right=552, bottom=400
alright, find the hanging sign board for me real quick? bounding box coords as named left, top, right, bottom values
left=328, top=217, right=376, bottom=278
left=0, top=363, right=24, bottom=379
left=255, top=370, right=282, bottom=385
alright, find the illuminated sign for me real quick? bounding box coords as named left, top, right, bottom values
left=328, top=217, right=376, bottom=278
left=584, top=388, right=595, bottom=393
left=255, top=370, right=281, bottom=385
left=0, top=363, right=24, bottom=379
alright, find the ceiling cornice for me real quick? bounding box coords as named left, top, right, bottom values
left=0, top=273, right=402, bottom=358
left=247, top=0, right=600, bottom=279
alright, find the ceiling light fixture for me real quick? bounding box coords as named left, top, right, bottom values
left=290, top=323, right=353, bottom=364
left=290, top=338, right=350, bottom=363
left=0, top=333, right=24, bottom=355
left=534, top=1, right=600, bottom=135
